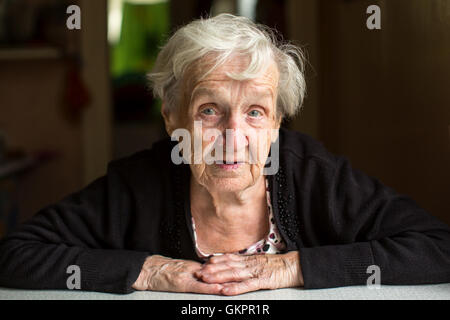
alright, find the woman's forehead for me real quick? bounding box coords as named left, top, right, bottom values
left=191, top=81, right=276, bottom=102
left=191, top=52, right=277, bottom=78
left=188, top=59, right=279, bottom=93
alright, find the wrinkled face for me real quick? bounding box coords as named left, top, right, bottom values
left=164, top=55, right=281, bottom=193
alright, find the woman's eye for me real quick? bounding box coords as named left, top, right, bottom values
left=248, top=110, right=262, bottom=118
left=201, top=108, right=216, bottom=116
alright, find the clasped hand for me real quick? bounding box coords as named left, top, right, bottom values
left=132, top=251, right=303, bottom=296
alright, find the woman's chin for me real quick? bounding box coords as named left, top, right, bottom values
left=206, top=177, right=253, bottom=193
left=192, top=163, right=263, bottom=193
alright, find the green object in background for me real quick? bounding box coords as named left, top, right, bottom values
left=111, top=1, right=169, bottom=78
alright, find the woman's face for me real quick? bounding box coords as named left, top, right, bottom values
left=165, top=56, right=281, bottom=193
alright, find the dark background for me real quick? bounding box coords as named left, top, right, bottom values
left=0, top=0, right=449, bottom=236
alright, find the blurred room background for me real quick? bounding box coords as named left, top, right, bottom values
left=0, top=0, right=449, bottom=236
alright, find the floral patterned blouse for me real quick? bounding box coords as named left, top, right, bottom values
left=191, top=177, right=287, bottom=260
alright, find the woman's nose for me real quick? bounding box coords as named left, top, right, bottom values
left=219, top=114, right=249, bottom=152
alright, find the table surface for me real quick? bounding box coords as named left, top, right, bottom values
left=1, top=283, right=449, bottom=300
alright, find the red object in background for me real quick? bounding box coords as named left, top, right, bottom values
left=63, top=61, right=91, bottom=121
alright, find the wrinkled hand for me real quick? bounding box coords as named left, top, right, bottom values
left=132, top=255, right=223, bottom=294
left=194, top=251, right=303, bottom=295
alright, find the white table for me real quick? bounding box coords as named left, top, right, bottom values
left=1, top=283, right=449, bottom=300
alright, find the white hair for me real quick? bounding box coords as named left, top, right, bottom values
left=147, top=13, right=306, bottom=119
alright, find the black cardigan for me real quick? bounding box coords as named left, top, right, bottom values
left=0, top=128, right=449, bottom=294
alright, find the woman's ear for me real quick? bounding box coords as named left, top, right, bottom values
left=161, top=102, right=176, bottom=136
left=271, top=115, right=282, bottom=143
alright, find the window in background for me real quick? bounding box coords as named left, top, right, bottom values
left=211, top=0, right=236, bottom=15
left=210, top=0, right=259, bottom=21
left=237, top=0, right=258, bottom=20
left=107, top=0, right=169, bottom=159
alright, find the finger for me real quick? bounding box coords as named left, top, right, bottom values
left=199, top=267, right=254, bottom=284
left=221, top=279, right=260, bottom=296
left=208, top=254, right=264, bottom=267
left=200, top=260, right=247, bottom=273
left=194, top=263, right=244, bottom=281
left=203, top=255, right=264, bottom=273
left=208, top=253, right=244, bottom=264
left=188, top=279, right=224, bottom=295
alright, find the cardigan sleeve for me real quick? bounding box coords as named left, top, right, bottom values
left=0, top=164, right=149, bottom=294
left=299, top=156, right=450, bottom=289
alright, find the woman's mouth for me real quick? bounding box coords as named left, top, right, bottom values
left=215, top=161, right=244, bottom=170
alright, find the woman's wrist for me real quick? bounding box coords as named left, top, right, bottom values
left=282, top=251, right=304, bottom=287
left=132, top=256, right=154, bottom=290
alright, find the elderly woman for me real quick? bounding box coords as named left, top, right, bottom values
left=0, top=14, right=449, bottom=295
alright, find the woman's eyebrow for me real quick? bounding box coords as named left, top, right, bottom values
left=190, top=87, right=218, bottom=102
left=190, top=86, right=273, bottom=104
